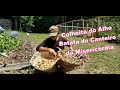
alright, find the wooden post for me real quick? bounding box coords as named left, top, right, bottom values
left=82, top=19, right=84, bottom=37
left=87, top=23, right=88, bottom=37
left=91, top=19, right=93, bottom=37
left=65, top=23, right=66, bottom=33
left=67, top=25, right=68, bottom=33
left=72, top=21, right=73, bottom=31
left=96, top=16, right=100, bottom=37
left=77, top=22, right=79, bottom=31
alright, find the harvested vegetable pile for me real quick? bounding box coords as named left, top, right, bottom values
left=30, top=51, right=58, bottom=72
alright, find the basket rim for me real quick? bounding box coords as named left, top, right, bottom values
left=30, top=51, right=59, bottom=72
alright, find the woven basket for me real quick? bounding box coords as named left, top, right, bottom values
left=58, top=50, right=84, bottom=66
left=30, top=51, right=58, bottom=72
left=57, top=50, right=90, bottom=73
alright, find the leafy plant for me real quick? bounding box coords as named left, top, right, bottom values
left=0, top=32, right=20, bottom=53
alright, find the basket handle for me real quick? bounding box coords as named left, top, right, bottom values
left=56, top=47, right=65, bottom=55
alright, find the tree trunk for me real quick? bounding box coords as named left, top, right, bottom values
left=19, top=20, right=22, bottom=31
left=15, top=18, right=17, bottom=30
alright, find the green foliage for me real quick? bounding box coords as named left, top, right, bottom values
left=99, top=21, right=120, bottom=43
left=99, top=22, right=116, bottom=36
left=39, top=16, right=61, bottom=33
left=0, top=32, right=20, bottom=53
left=19, top=16, right=35, bottom=32
left=0, top=16, right=99, bottom=33
left=116, top=35, right=120, bottom=43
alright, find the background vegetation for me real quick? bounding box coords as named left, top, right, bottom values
left=0, top=16, right=120, bottom=74
left=0, top=16, right=97, bottom=33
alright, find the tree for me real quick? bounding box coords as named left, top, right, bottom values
left=0, top=16, right=98, bottom=33
left=20, top=16, right=34, bottom=32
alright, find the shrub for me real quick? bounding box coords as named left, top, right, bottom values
left=0, top=32, right=20, bottom=53
left=99, top=21, right=120, bottom=43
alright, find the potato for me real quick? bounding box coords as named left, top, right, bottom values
left=30, top=51, right=58, bottom=72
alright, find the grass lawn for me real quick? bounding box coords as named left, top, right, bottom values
left=17, top=31, right=120, bottom=74
left=18, top=32, right=49, bottom=48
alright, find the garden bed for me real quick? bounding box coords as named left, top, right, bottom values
left=0, top=40, right=34, bottom=72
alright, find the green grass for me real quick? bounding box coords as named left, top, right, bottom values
left=3, top=30, right=120, bottom=74
left=18, top=31, right=49, bottom=47
left=65, top=36, right=120, bottom=74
